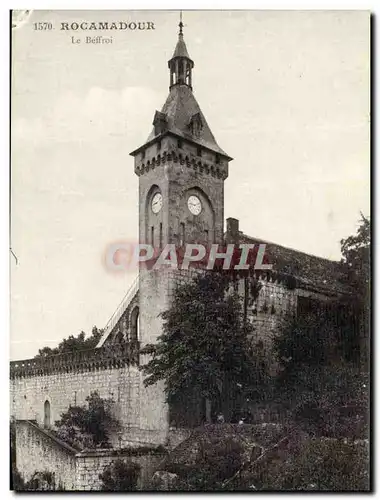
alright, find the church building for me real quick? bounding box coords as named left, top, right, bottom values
left=10, top=22, right=353, bottom=490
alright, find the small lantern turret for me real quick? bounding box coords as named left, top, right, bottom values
left=168, top=18, right=194, bottom=90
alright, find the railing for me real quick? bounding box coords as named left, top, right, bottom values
left=97, top=275, right=139, bottom=347
left=10, top=342, right=140, bottom=379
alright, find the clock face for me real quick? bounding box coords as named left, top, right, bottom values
left=188, top=195, right=202, bottom=215
left=151, top=192, right=163, bottom=214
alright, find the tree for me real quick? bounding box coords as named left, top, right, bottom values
left=99, top=460, right=140, bottom=491
left=273, top=309, right=368, bottom=437
left=141, top=270, right=266, bottom=424
left=54, top=391, right=120, bottom=449
left=340, top=213, right=370, bottom=292
left=271, top=215, right=370, bottom=437
left=34, top=326, right=104, bottom=358
left=274, top=310, right=333, bottom=379
left=340, top=214, right=370, bottom=366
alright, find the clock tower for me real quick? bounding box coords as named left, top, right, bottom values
left=130, top=21, right=232, bottom=442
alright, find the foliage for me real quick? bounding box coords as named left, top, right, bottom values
left=54, top=391, right=120, bottom=449
left=340, top=214, right=370, bottom=365
left=13, top=470, right=59, bottom=491
left=34, top=326, right=104, bottom=358
left=99, top=459, right=140, bottom=491
left=188, top=437, right=244, bottom=490
left=274, top=310, right=335, bottom=376
left=340, top=213, right=370, bottom=293
left=156, top=424, right=369, bottom=491
left=165, top=436, right=245, bottom=491
left=244, top=437, right=369, bottom=491
left=141, top=270, right=267, bottom=421
left=273, top=309, right=368, bottom=438
left=289, top=365, right=368, bottom=438
left=11, top=468, right=26, bottom=491
left=271, top=216, right=371, bottom=439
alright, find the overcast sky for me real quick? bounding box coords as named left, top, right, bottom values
left=11, top=10, right=370, bottom=360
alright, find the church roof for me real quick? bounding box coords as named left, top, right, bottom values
left=144, top=85, right=231, bottom=158
left=236, top=232, right=352, bottom=296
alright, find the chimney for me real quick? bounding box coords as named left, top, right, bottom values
left=226, top=217, right=239, bottom=242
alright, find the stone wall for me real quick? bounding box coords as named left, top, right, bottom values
left=10, top=364, right=142, bottom=448
left=15, top=420, right=77, bottom=490
left=248, top=278, right=337, bottom=340
left=138, top=267, right=171, bottom=444
left=166, top=267, right=335, bottom=375
left=243, top=277, right=297, bottom=349
left=238, top=274, right=336, bottom=372
left=14, top=420, right=166, bottom=491
left=135, top=136, right=227, bottom=247
left=76, top=448, right=166, bottom=491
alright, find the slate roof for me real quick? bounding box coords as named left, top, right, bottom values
left=130, top=30, right=231, bottom=159
left=237, top=232, right=352, bottom=296
left=145, top=85, right=231, bottom=158
left=171, top=33, right=192, bottom=60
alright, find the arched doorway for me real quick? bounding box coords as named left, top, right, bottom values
left=44, top=400, right=51, bottom=428
left=130, top=307, right=140, bottom=341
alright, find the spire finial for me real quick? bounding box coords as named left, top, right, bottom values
left=179, top=10, right=183, bottom=36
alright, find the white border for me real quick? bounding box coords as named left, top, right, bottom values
left=2, top=3, right=376, bottom=499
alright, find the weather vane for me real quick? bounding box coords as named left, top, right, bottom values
left=179, top=10, right=183, bottom=35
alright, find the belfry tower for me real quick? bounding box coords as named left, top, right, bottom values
left=130, top=20, right=232, bottom=441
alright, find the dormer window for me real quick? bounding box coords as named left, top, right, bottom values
left=188, top=113, right=203, bottom=138
left=141, top=150, right=145, bottom=160
left=197, top=146, right=202, bottom=157
left=153, top=111, right=168, bottom=136
left=216, top=154, right=220, bottom=164
left=157, top=140, right=162, bottom=151
left=178, top=138, right=183, bottom=149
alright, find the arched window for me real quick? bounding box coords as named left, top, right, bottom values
left=130, top=307, right=140, bottom=341
left=44, top=400, right=51, bottom=429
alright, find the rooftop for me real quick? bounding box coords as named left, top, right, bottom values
left=242, top=232, right=350, bottom=295
left=225, top=218, right=352, bottom=295
left=144, top=85, right=231, bottom=158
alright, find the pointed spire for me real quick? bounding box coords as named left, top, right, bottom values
left=171, top=17, right=190, bottom=60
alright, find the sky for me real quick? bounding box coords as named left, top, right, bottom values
left=11, top=10, right=370, bottom=360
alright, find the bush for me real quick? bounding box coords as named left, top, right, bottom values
left=167, top=436, right=245, bottom=491
left=54, top=391, right=120, bottom=449
left=243, top=437, right=369, bottom=491
left=13, top=470, right=58, bottom=491
left=99, top=459, right=140, bottom=491
left=12, top=468, right=26, bottom=491
left=286, top=364, right=368, bottom=439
